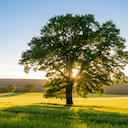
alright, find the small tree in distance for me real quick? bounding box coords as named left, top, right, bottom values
left=6, top=84, right=16, bottom=93
left=25, top=84, right=36, bottom=92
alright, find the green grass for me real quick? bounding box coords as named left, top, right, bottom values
left=0, top=93, right=128, bottom=128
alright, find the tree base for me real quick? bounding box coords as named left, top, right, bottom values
left=66, top=97, right=73, bottom=104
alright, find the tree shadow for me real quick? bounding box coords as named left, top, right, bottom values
left=0, top=93, right=24, bottom=97
left=1, top=103, right=128, bottom=127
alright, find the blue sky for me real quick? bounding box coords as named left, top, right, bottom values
left=0, top=0, right=128, bottom=79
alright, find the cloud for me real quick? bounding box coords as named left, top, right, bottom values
left=0, top=64, right=23, bottom=71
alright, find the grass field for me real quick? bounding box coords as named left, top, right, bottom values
left=0, top=93, right=128, bottom=128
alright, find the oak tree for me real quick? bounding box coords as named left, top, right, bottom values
left=19, top=14, right=128, bottom=104
left=25, top=84, right=36, bottom=92
left=6, top=84, right=16, bottom=93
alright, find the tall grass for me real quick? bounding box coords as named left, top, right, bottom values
left=0, top=93, right=128, bottom=128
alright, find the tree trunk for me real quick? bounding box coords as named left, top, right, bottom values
left=66, top=80, right=74, bottom=104
left=66, top=94, right=73, bottom=104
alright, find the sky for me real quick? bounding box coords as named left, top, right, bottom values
left=0, top=0, right=128, bottom=79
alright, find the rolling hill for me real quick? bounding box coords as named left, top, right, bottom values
left=0, top=79, right=128, bottom=95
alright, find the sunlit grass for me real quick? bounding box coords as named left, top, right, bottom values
left=0, top=93, right=128, bottom=127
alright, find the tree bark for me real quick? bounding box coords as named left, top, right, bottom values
left=66, top=79, right=74, bottom=104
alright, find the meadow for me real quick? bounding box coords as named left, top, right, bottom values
left=0, top=93, right=128, bottom=128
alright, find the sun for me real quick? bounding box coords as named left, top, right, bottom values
left=72, top=69, right=78, bottom=77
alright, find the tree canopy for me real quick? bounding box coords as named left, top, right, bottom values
left=6, top=84, right=16, bottom=93
left=19, top=14, right=128, bottom=104
left=25, top=84, right=36, bottom=92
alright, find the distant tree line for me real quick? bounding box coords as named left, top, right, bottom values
left=0, top=83, right=44, bottom=93
left=0, top=82, right=128, bottom=95
left=0, top=79, right=47, bottom=93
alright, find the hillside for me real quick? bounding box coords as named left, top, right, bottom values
left=0, top=79, right=128, bottom=95
left=103, top=84, right=128, bottom=95
left=0, top=79, right=48, bottom=92
left=0, top=79, right=48, bottom=86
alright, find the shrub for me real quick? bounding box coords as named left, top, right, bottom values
left=6, top=84, right=16, bottom=93
left=24, top=84, right=36, bottom=92
left=16, top=87, right=24, bottom=92
left=0, top=86, right=6, bottom=93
